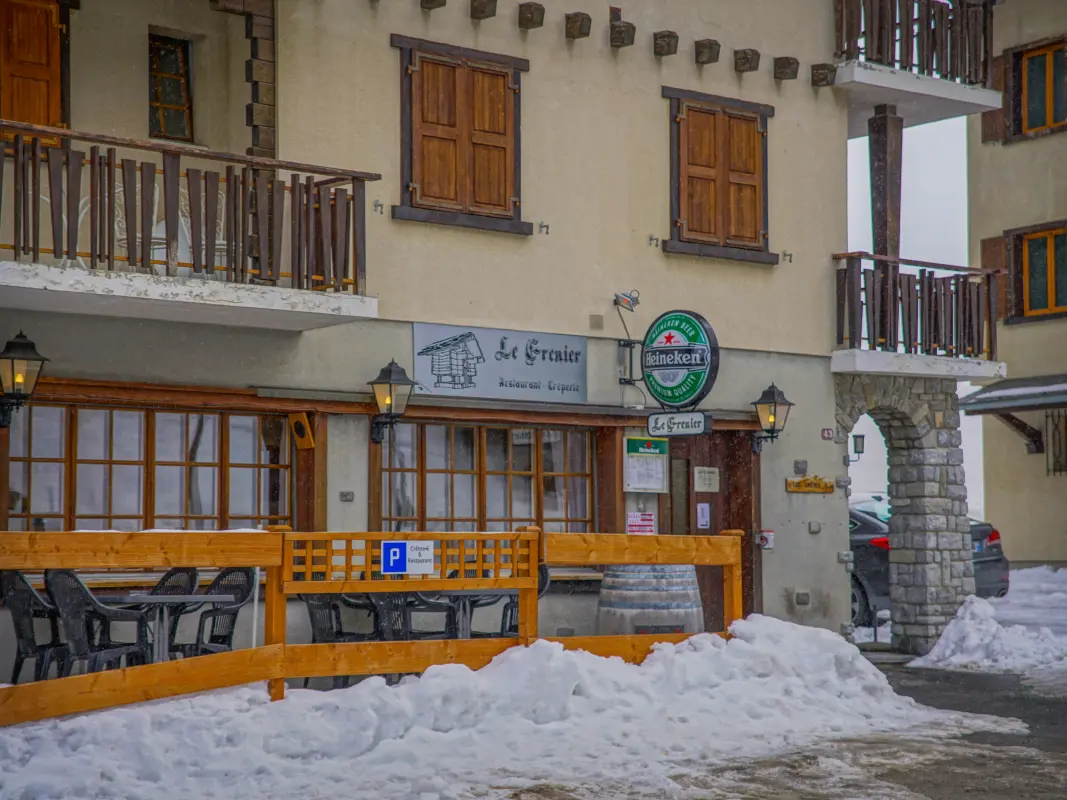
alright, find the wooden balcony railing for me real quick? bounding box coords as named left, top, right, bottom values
left=0, top=121, right=380, bottom=295
left=0, top=527, right=744, bottom=727
left=835, top=0, right=995, bottom=87
left=834, top=252, right=1001, bottom=361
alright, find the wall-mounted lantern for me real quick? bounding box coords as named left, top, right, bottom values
left=0, top=331, right=47, bottom=429
left=369, top=360, right=416, bottom=444
left=846, top=433, right=865, bottom=465
left=751, top=383, right=793, bottom=452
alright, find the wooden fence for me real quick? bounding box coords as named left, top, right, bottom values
left=0, top=120, right=380, bottom=295
left=0, top=527, right=743, bottom=727
left=834, top=252, right=1001, bottom=361
left=835, top=0, right=994, bottom=87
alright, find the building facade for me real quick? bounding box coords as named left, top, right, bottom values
left=0, top=0, right=1006, bottom=662
left=966, top=0, right=1067, bottom=567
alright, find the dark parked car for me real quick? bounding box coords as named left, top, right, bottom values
left=849, top=494, right=1009, bottom=627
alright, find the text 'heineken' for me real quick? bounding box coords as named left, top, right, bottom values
left=641, top=310, right=720, bottom=410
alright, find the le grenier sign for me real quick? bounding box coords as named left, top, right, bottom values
left=641, top=310, right=720, bottom=410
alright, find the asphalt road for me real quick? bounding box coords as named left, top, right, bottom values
left=506, top=663, right=1067, bottom=799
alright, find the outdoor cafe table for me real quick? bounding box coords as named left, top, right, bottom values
left=414, top=589, right=517, bottom=640
left=101, top=594, right=235, bottom=663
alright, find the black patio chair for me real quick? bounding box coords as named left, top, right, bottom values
left=44, top=570, right=152, bottom=675
left=0, top=571, right=68, bottom=683
left=493, top=564, right=552, bottom=637
left=174, top=567, right=255, bottom=657
left=299, top=594, right=377, bottom=689
left=120, top=567, right=199, bottom=657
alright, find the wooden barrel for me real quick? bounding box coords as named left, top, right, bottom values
left=596, top=564, right=705, bottom=635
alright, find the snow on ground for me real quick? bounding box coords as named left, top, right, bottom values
left=0, top=616, right=1015, bottom=800
left=912, top=567, right=1067, bottom=674
left=853, top=622, right=892, bottom=645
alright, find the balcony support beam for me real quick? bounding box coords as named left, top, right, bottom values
left=868, top=104, right=902, bottom=261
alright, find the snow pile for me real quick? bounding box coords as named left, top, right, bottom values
left=990, top=566, right=1067, bottom=636
left=912, top=595, right=1067, bottom=673
left=0, top=616, right=1011, bottom=800
left=853, top=622, right=892, bottom=644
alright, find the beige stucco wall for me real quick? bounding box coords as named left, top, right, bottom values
left=967, top=0, right=1067, bottom=564
left=275, top=0, right=848, bottom=357
left=69, top=0, right=247, bottom=152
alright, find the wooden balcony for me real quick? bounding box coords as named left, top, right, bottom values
left=0, top=121, right=381, bottom=326
left=835, top=0, right=994, bottom=86
left=833, top=253, right=1006, bottom=379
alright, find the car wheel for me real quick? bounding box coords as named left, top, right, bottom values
left=996, top=588, right=1008, bottom=598
left=851, top=578, right=873, bottom=627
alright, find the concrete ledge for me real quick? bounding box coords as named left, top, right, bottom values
left=836, top=60, right=1002, bottom=139
left=0, top=261, right=378, bottom=331
left=832, top=349, right=1007, bottom=381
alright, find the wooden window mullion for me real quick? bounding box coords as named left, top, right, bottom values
left=418, top=423, right=427, bottom=530
left=477, top=427, right=487, bottom=530
left=716, top=109, right=730, bottom=246
left=145, top=411, right=156, bottom=527
left=64, top=406, right=76, bottom=530
left=219, top=413, right=230, bottom=530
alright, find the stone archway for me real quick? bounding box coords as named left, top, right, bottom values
left=835, top=375, right=974, bottom=655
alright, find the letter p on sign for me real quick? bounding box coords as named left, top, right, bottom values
left=381, top=541, right=407, bottom=574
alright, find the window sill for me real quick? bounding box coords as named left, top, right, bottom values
left=392, top=205, right=534, bottom=236
left=1005, top=310, right=1067, bottom=325
left=1004, top=124, right=1067, bottom=145
left=663, top=238, right=780, bottom=265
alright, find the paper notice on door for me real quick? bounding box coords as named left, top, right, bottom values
left=694, top=467, right=720, bottom=493
left=697, top=502, right=710, bottom=530
left=626, top=511, right=656, bottom=535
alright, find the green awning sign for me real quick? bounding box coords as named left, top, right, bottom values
left=641, top=310, right=720, bottom=410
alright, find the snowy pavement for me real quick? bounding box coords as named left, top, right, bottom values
left=0, top=615, right=1020, bottom=800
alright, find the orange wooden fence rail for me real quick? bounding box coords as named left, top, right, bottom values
left=0, top=527, right=743, bottom=727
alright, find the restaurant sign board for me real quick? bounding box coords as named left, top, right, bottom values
left=646, top=411, right=708, bottom=437
left=413, top=323, right=587, bottom=403
left=641, top=310, right=719, bottom=409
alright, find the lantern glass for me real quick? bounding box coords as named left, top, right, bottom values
left=0, top=333, right=47, bottom=400
left=853, top=433, right=866, bottom=455
left=368, top=360, right=416, bottom=417
left=751, top=383, right=794, bottom=438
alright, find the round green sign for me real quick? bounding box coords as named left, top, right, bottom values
left=641, top=310, right=719, bottom=410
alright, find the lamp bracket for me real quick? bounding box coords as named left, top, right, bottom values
left=0, top=398, right=25, bottom=429
left=370, top=415, right=396, bottom=444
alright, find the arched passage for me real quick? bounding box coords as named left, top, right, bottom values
left=835, top=375, right=974, bottom=655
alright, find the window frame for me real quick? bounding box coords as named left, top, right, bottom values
left=1020, top=43, right=1066, bottom=136
left=661, top=86, right=778, bottom=265
left=378, top=421, right=595, bottom=534
left=1021, top=226, right=1067, bottom=318
left=390, top=34, right=533, bottom=236
left=1000, top=37, right=1067, bottom=144
left=7, top=403, right=294, bottom=531
left=1002, top=219, right=1067, bottom=326
left=148, top=33, right=195, bottom=144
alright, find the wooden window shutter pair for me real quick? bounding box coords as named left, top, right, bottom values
left=677, top=103, right=764, bottom=250
left=410, top=53, right=515, bottom=218
left=981, top=235, right=1009, bottom=320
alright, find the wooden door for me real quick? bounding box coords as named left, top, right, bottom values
left=0, top=0, right=62, bottom=145
left=657, top=430, right=760, bottom=631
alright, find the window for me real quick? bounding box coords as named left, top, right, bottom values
left=7, top=405, right=292, bottom=531
left=380, top=422, right=593, bottom=533
left=662, top=87, right=778, bottom=265
left=149, top=34, right=194, bottom=142
left=1021, top=44, right=1066, bottom=135
left=391, top=35, right=532, bottom=236
left=1022, top=227, right=1067, bottom=317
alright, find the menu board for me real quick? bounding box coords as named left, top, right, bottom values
left=623, top=437, right=669, bottom=493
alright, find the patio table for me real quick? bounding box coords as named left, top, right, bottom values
left=101, top=594, right=235, bottom=663
left=414, top=589, right=517, bottom=639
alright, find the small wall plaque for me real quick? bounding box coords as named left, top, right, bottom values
left=785, top=476, right=835, bottom=494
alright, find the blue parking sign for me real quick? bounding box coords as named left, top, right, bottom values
left=381, top=541, right=407, bottom=574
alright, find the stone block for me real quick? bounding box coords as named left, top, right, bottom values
left=943, top=410, right=961, bottom=427
left=904, top=514, right=948, bottom=532
left=937, top=429, right=962, bottom=447
left=915, top=550, right=938, bottom=563
left=947, top=449, right=965, bottom=465
left=962, top=577, right=976, bottom=594
left=915, top=615, right=947, bottom=625
left=889, top=466, right=918, bottom=483
left=695, top=38, right=721, bottom=64
left=963, top=561, right=974, bottom=578
left=947, top=485, right=967, bottom=499
left=909, top=531, right=939, bottom=549
left=890, top=549, right=917, bottom=564
left=937, top=532, right=964, bottom=550
left=925, top=379, right=945, bottom=394
left=911, top=498, right=952, bottom=515
left=904, top=623, right=939, bottom=638
left=894, top=605, right=917, bottom=623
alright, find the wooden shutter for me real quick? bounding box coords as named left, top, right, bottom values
left=411, top=54, right=466, bottom=212
left=723, top=112, right=764, bottom=250
left=467, top=64, right=514, bottom=218
left=981, top=234, right=1009, bottom=319
left=0, top=0, right=62, bottom=146
left=678, top=105, right=721, bottom=245
left=981, top=54, right=1007, bottom=143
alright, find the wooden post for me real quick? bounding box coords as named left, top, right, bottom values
left=0, top=425, right=9, bottom=531
left=264, top=525, right=291, bottom=701
left=720, top=530, right=744, bottom=629
left=516, top=526, right=541, bottom=645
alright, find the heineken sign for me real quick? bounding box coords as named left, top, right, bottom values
left=641, top=310, right=719, bottom=410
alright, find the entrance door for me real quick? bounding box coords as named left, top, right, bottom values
left=657, top=430, right=760, bottom=631
left=0, top=0, right=63, bottom=145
